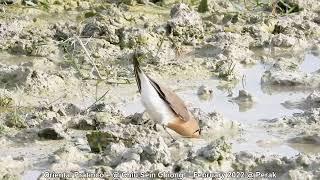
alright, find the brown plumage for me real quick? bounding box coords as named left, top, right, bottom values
left=167, top=117, right=200, bottom=138
left=133, top=54, right=200, bottom=138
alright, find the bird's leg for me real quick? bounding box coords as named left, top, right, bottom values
left=163, top=125, right=176, bottom=143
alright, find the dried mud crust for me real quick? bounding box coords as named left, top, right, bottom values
left=233, top=151, right=320, bottom=179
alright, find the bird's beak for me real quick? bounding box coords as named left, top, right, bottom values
left=192, top=128, right=201, bottom=138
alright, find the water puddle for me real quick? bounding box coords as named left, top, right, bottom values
left=121, top=53, right=320, bottom=157
left=288, top=143, right=320, bottom=154
left=22, top=170, right=42, bottom=180
left=300, top=53, right=320, bottom=73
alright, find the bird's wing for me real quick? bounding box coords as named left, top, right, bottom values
left=132, top=52, right=191, bottom=122
left=148, top=76, right=192, bottom=122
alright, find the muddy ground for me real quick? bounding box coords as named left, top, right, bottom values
left=0, top=0, right=320, bottom=179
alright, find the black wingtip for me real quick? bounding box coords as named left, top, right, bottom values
left=133, top=52, right=142, bottom=93
left=133, top=52, right=140, bottom=68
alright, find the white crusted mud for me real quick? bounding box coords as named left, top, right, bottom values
left=167, top=3, right=204, bottom=44
left=82, top=107, right=238, bottom=174
left=0, top=156, right=28, bottom=180
left=233, top=152, right=320, bottom=179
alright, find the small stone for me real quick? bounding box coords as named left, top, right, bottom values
left=90, top=103, right=106, bottom=112
left=0, top=0, right=17, bottom=4
left=306, top=91, right=320, bottom=104
left=167, top=3, right=204, bottom=44
left=198, top=137, right=232, bottom=163
left=75, top=118, right=96, bottom=130
left=137, top=0, right=148, bottom=5
left=86, top=128, right=136, bottom=153
left=0, top=156, right=26, bottom=179
left=50, top=161, right=81, bottom=172
left=53, top=144, right=88, bottom=163
left=197, top=85, right=213, bottom=101
left=271, top=34, right=297, bottom=47
left=233, top=90, right=254, bottom=102
left=114, top=160, right=141, bottom=172
left=57, top=109, right=66, bottom=116
left=197, top=85, right=213, bottom=96
left=37, top=124, right=67, bottom=140
left=22, top=0, right=38, bottom=6
left=140, top=136, right=171, bottom=165
left=74, top=137, right=91, bottom=151
left=64, top=103, right=82, bottom=116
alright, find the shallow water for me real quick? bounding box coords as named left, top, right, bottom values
left=22, top=170, right=42, bottom=180
left=121, top=53, right=320, bottom=157
left=300, top=54, right=320, bottom=73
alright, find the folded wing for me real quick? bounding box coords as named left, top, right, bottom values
left=148, top=77, right=192, bottom=122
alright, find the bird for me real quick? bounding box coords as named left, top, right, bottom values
left=132, top=53, right=201, bottom=138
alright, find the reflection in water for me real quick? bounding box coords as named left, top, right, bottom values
left=288, top=143, right=320, bottom=154
left=231, top=100, right=255, bottom=112
left=198, top=94, right=214, bottom=101
left=230, top=90, right=256, bottom=112
left=216, top=80, right=237, bottom=96
left=288, top=134, right=320, bottom=145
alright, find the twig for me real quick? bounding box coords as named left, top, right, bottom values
left=106, top=80, right=131, bottom=84
left=83, top=90, right=110, bottom=113
left=272, top=0, right=278, bottom=15
left=156, top=34, right=165, bottom=57
left=279, top=0, right=292, bottom=13
left=95, top=80, right=99, bottom=101
left=82, top=78, right=132, bottom=84
left=75, top=36, right=103, bottom=79
left=46, top=94, right=67, bottom=106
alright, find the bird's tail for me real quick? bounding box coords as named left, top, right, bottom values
left=133, top=53, right=142, bottom=92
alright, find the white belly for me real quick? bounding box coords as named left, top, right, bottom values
left=138, top=72, right=176, bottom=125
